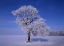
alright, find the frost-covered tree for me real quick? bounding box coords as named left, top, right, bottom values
left=49, top=30, right=64, bottom=36
left=12, top=5, right=50, bottom=42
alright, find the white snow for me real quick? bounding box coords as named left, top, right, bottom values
left=0, top=35, right=64, bottom=46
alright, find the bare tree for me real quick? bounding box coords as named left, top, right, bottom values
left=12, top=5, right=50, bottom=42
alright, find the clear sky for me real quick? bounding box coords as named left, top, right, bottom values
left=0, top=0, right=64, bottom=35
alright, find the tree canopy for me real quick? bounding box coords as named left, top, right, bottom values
left=12, top=5, right=50, bottom=36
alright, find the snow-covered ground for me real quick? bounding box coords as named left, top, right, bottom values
left=0, top=35, right=64, bottom=46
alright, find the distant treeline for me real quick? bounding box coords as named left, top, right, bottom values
left=49, top=31, right=64, bottom=36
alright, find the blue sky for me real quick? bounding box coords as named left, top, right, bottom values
left=0, top=0, right=64, bottom=35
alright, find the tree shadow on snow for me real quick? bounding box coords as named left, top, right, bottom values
left=31, top=38, right=48, bottom=42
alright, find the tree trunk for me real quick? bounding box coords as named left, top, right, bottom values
left=27, top=31, right=30, bottom=42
